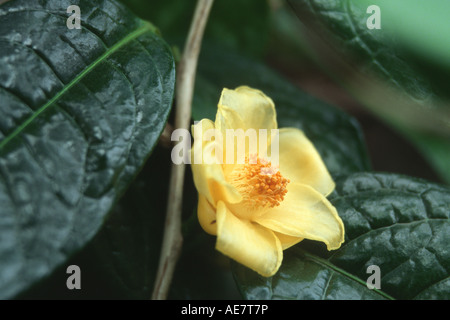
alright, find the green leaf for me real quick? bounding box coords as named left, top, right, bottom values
left=193, top=45, right=371, bottom=177
left=18, top=146, right=171, bottom=299
left=289, top=0, right=445, bottom=102
left=0, top=0, right=175, bottom=299
left=232, top=172, right=450, bottom=299
left=288, top=0, right=450, bottom=183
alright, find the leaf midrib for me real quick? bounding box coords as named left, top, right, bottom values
left=299, top=249, right=395, bottom=300
left=0, top=23, right=153, bottom=152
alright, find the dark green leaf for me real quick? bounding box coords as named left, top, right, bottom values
left=19, top=146, right=171, bottom=299
left=233, top=172, right=450, bottom=299
left=0, top=0, right=175, bottom=299
left=193, top=45, right=371, bottom=177
left=288, top=0, right=450, bottom=183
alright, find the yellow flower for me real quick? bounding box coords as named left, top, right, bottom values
left=190, top=86, right=344, bottom=277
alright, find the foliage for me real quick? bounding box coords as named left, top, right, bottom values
left=0, top=0, right=448, bottom=300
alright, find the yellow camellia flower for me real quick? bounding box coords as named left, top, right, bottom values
left=190, top=86, right=344, bottom=277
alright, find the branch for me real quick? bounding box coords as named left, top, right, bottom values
left=158, top=123, right=174, bottom=149
left=151, top=0, right=214, bottom=300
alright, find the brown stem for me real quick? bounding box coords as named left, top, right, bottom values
left=151, top=0, right=214, bottom=300
left=158, top=123, right=174, bottom=149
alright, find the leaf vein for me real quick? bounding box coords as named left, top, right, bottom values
left=301, top=249, right=394, bottom=300
left=412, top=276, right=450, bottom=299
left=0, top=24, right=152, bottom=152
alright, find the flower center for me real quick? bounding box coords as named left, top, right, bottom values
left=229, top=155, right=289, bottom=209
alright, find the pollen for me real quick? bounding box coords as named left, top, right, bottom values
left=229, top=154, right=289, bottom=209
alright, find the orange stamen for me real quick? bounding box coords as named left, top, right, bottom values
left=229, top=155, right=289, bottom=209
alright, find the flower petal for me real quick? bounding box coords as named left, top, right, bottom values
left=197, top=194, right=217, bottom=235
left=254, top=183, right=345, bottom=250
left=191, top=120, right=242, bottom=205
left=192, top=118, right=215, bottom=144
left=216, top=201, right=282, bottom=277
left=274, top=232, right=304, bottom=250
left=215, top=86, right=278, bottom=133
left=215, top=87, right=278, bottom=170
left=278, top=128, right=335, bottom=196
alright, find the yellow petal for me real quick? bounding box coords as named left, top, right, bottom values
left=274, top=232, right=304, bottom=250
left=278, top=128, right=335, bottom=196
left=215, top=86, right=277, bottom=136
left=197, top=194, right=218, bottom=235
left=191, top=120, right=242, bottom=205
left=216, top=201, right=282, bottom=277
left=192, top=118, right=215, bottom=145
left=192, top=118, right=226, bottom=165
left=254, top=183, right=345, bottom=250
left=215, top=86, right=278, bottom=171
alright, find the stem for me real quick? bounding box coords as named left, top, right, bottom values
left=158, top=123, right=174, bottom=149
left=151, top=0, right=214, bottom=300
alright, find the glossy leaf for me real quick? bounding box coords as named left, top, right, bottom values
left=18, top=146, right=171, bottom=299
left=0, top=0, right=175, bottom=299
left=233, top=173, right=450, bottom=300
left=193, top=45, right=371, bottom=177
